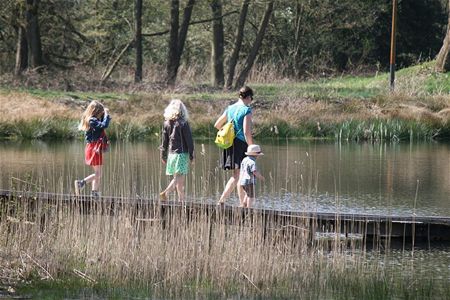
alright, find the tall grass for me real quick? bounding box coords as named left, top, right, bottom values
left=0, top=117, right=444, bottom=142
left=0, top=192, right=449, bottom=298
left=9, top=118, right=78, bottom=140
left=335, top=119, right=440, bottom=142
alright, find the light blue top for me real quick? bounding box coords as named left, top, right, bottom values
left=226, top=101, right=252, bottom=142
left=239, top=156, right=257, bottom=185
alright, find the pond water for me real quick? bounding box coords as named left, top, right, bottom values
left=0, top=139, right=449, bottom=217
left=1, top=140, right=450, bottom=299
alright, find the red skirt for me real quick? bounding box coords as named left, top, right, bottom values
left=85, top=141, right=103, bottom=166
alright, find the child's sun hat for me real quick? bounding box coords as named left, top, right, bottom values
left=245, top=144, right=264, bottom=156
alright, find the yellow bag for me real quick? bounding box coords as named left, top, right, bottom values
left=215, top=120, right=235, bottom=149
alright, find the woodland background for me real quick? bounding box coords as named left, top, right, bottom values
left=1, top=0, right=449, bottom=91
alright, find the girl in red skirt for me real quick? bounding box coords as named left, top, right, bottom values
left=74, top=100, right=111, bottom=198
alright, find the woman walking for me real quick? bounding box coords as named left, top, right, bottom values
left=214, top=86, right=254, bottom=205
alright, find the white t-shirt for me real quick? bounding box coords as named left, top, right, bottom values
left=239, top=156, right=257, bottom=186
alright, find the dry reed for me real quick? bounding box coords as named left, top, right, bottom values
left=0, top=191, right=382, bottom=298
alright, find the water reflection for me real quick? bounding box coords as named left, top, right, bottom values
left=0, top=140, right=449, bottom=216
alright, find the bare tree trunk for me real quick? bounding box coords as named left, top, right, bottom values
left=135, top=0, right=143, bottom=83
left=14, top=4, right=28, bottom=76
left=293, top=0, right=304, bottom=76
left=178, top=0, right=195, bottom=55
left=210, top=0, right=224, bottom=88
left=25, top=0, right=44, bottom=68
left=234, top=1, right=274, bottom=89
left=101, top=40, right=134, bottom=84
left=15, top=26, right=28, bottom=76
left=166, top=0, right=196, bottom=87
left=225, top=0, right=250, bottom=90
left=436, top=0, right=450, bottom=72
left=166, top=0, right=180, bottom=86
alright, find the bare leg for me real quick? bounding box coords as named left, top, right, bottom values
left=237, top=183, right=244, bottom=205
left=91, top=165, right=102, bottom=192
left=175, top=174, right=185, bottom=201
left=162, top=176, right=178, bottom=196
left=237, top=169, right=245, bottom=204
left=218, top=168, right=240, bottom=204
left=82, top=165, right=102, bottom=191
left=246, top=197, right=255, bottom=208
left=239, top=187, right=246, bottom=207
left=240, top=194, right=248, bottom=207
left=83, top=173, right=96, bottom=184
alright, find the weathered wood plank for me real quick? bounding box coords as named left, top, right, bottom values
left=1, top=189, right=450, bottom=244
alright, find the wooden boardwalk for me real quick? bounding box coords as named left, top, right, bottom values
left=1, top=189, right=450, bottom=247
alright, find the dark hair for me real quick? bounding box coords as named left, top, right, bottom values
left=239, top=86, right=253, bottom=99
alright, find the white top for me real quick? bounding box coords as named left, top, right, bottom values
left=239, top=156, right=257, bottom=185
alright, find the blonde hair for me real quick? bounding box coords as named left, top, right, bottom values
left=78, top=100, right=105, bottom=131
left=163, top=99, right=189, bottom=121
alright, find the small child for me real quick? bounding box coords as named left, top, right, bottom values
left=74, top=100, right=111, bottom=198
left=239, top=144, right=265, bottom=208
left=159, top=99, right=194, bottom=202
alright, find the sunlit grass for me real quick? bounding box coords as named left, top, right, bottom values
left=1, top=61, right=450, bottom=141
left=252, top=76, right=385, bottom=101
left=0, top=86, right=125, bottom=102
left=335, top=118, right=441, bottom=141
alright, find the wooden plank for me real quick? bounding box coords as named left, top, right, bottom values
left=1, top=189, right=450, bottom=242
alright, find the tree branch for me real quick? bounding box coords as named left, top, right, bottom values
left=100, top=39, right=134, bottom=84
left=189, top=9, right=237, bottom=25
left=55, top=14, right=89, bottom=42
left=142, top=9, right=238, bottom=37
left=142, top=29, right=169, bottom=37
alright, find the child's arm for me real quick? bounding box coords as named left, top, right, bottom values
left=89, top=114, right=111, bottom=129
left=253, top=170, right=265, bottom=182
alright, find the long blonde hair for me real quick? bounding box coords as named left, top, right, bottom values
left=163, top=99, right=189, bottom=121
left=78, top=100, right=105, bottom=131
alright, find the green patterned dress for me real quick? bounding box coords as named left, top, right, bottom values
left=166, top=152, right=190, bottom=175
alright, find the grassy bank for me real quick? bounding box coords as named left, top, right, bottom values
left=0, top=62, right=449, bottom=141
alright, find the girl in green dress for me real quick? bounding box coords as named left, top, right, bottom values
left=159, top=99, right=194, bottom=201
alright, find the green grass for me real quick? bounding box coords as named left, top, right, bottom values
left=15, top=264, right=450, bottom=300
left=335, top=118, right=441, bottom=141
left=425, top=72, right=450, bottom=94
left=178, top=91, right=234, bottom=102
left=3, top=87, right=126, bottom=102
left=108, top=121, right=159, bottom=141
left=1, top=61, right=447, bottom=103
left=251, top=61, right=449, bottom=101
left=1, top=115, right=441, bottom=141
left=253, top=75, right=386, bottom=101
left=0, top=118, right=78, bottom=140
